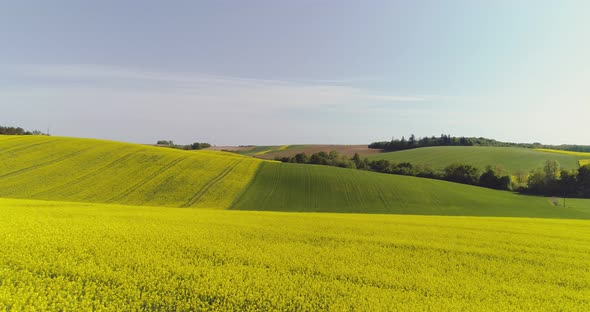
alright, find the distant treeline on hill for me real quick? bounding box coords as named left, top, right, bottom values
left=556, top=145, right=590, bottom=152
left=276, top=151, right=590, bottom=199
left=156, top=140, right=211, bottom=150
left=369, top=134, right=590, bottom=152
left=369, top=134, right=543, bottom=152
left=0, top=125, right=45, bottom=136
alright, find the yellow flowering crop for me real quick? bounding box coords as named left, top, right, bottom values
left=0, top=198, right=589, bottom=311
left=0, top=135, right=263, bottom=208
left=535, top=148, right=590, bottom=157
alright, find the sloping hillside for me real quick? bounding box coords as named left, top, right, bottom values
left=0, top=135, right=262, bottom=208
left=4, top=135, right=590, bottom=219
left=232, top=162, right=590, bottom=219
left=535, top=149, right=590, bottom=167
left=367, top=146, right=585, bottom=174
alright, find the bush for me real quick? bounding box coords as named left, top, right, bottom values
left=444, top=164, right=480, bottom=185
left=479, top=166, right=511, bottom=190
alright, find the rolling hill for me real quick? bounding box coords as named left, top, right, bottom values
left=0, top=135, right=262, bottom=208
left=535, top=148, right=590, bottom=167
left=232, top=162, right=590, bottom=219
left=208, top=144, right=382, bottom=159
left=366, top=146, right=586, bottom=174
left=2, top=136, right=590, bottom=310
left=3, top=135, right=590, bottom=219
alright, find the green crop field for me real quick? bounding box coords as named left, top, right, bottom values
left=4, top=135, right=590, bottom=218
left=0, top=135, right=262, bottom=208
left=232, top=162, right=590, bottom=219
left=367, top=146, right=585, bottom=174
left=1, top=198, right=589, bottom=311
left=533, top=149, right=590, bottom=168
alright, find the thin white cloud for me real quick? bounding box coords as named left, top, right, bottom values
left=367, top=95, right=425, bottom=102
left=0, top=63, right=447, bottom=145
left=1, top=64, right=427, bottom=110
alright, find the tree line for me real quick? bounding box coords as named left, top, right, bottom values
left=0, top=126, right=45, bottom=136
left=156, top=140, right=211, bottom=150
left=369, top=134, right=544, bottom=152
left=369, top=134, right=590, bottom=153
left=523, top=160, right=590, bottom=198
left=276, top=151, right=590, bottom=198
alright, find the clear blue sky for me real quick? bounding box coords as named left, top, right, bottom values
left=1, top=0, right=589, bottom=145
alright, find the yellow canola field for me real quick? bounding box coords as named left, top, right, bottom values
left=535, top=148, right=590, bottom=157
left=0, top=136, right=262, bottom=208
left=580, top=159, right=590, bottom=167
left=0, top=198, right=589, bottom=311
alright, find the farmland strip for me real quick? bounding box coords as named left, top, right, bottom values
left=0, top=136, right=32, bottom=143
left=33, top=150, right=142, bottom=196
left=0, top=147, right=93, bottom=180
left=0, top=139, right=58, bottom=155
left=182, top=160, right=243, bottom=207
left=108, top=156, right=190, bottom=202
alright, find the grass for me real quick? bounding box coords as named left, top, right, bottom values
left=1, top=198, right=589, bottom=311
left=232, top=162, right=590, bottom=219
left=367, top=146, right=585, bottom=174
left=0, top=135, right=262, bottom=208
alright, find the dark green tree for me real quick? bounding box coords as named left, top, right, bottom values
left=443, top=164, right=480, bottom=185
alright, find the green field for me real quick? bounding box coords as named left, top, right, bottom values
left=367, top=146, right=585, bottom=174
left=233, top=162, right=590, bottom=219
left=0, top=135, right=262, bottom=208
left=1, top=198, right=589, bottom=311
left=3, top=135, right=590, bottom=219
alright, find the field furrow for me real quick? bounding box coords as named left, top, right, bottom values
left=33, top=150, right=143, bottom=197
left=108, top=156, right=190, bottom=202
left=182, top=160, right=244, bottom=207
left=0, top=147, right=92, bottom=180
left=0, top=136, right=263, bottom=208
left=0, top=139, right=58, bottom=155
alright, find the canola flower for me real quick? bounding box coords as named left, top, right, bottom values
left=535, top=148, right=590, bottom=157
left=0, top=198, right=589, bottom=311
left=0, top=135, right=262, bottom=209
